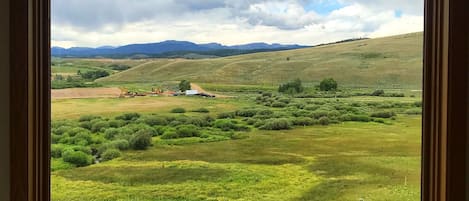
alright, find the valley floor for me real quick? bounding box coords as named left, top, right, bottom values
left=51, top=98, right=421, bottom=200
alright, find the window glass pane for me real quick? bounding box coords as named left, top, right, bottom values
left=51, top=1, right=424, bottom=200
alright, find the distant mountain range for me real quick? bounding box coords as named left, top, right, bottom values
left=51, top=40, right=309, bottom=58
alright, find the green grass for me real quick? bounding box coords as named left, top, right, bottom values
left=52, top=115, right=420, bottom=201
left=98, top=33, right=423, bottom=89
left=52, top=96, right=252, bottom=120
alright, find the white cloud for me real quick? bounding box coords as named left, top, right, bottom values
left=51, top=0, right=424, bottom=48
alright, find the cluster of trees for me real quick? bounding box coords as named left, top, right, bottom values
left=109, top=64, right=131, bottom=71
left=278, top=79, right=304, bottom=94
left=179, top=80, right=191, bottom=92
left=79, top=70, right=110, bottom=80
left=319, top=78, right=338, bottom=91
left=278, top=78, right=339, bottom=95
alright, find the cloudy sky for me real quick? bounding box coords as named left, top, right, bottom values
left=52, top=0, right=424, bottom=48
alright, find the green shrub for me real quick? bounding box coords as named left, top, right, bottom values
left=214, top=119, right=239, bottom=131
left=257, top=109, right=274, bottom=116
left=319, top=78, right=338, bottom=91
left=187, top=117, right=211, bottom=127
left=101, top=149, right=121, bottom=161
left=371, top=89, right=385, bottom=96
left=110, top=139, right=130, bottom=150
left=373, top=118, right=386, bottom=123
left=291, top=117, right=314, bottom=126
left=91, top=120, right=110, bottom=133
left=271, top=101, right=287, bottom=108
left=235, top=109, right=258, bottom=117
left=62, top=150, right=93, bottom=167
left=405, top=108, right=422, bottom=115
left=413, top=101, right=422, bottom=107
left=311, top=110, right=329, bottom=119
left=53, top=126, right=73, bottom=135
left=278, top=79, right=304, bottom=94
left=191, top=108, right=210, bottom=113
left=382, top=93, right=405, bottom=97
left=115, top=113, right=141, bottom=121
left=171, top=108, right=186, bottom=113
left=79, top=115, right=101, bottom=122
left=292, top=110, right=311, bottom=117
left=278, top=98, right=291, bottom=104
left=79, top=121, right=92, bottom=130
left=108, top=120, right=126, bottom=128
left=217, top=112, right=236, bottom=119
left=318, top=117, right=330, bottom=125
left=260, top=118, right=292, bottom=130
left=262, top=92, right=272, bottom=97
left=67, top=127, right=90, bottom=137
left=80, top=70, right=110, bottom=80
left=370, top=111, right=396, bottom=118
left=104, top=128, right=119, bottom=140
left=175, top=125, right=201, bottom=137
left=143, top=116, right=168, bottom=126
left=71, top=132, right=93, bottom=146
left=288, top=103, right=305, bottom=109
left=130, top=130, right=152, bottom=150
left=350, top=115, right=370, bottom=122
left=51, top=144, right=64, bottom=158
left=160, top=131, right=179, bottom=139
left=51, top=134, right=62, bottom=144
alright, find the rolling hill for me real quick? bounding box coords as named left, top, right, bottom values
left=98, top=32, right=423, bottom=88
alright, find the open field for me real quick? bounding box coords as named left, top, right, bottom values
left=98, top=33, right=423, bottom=89
left=52, top=87, right=122, bottom=99
left=51, top=92, right=422, bottom=201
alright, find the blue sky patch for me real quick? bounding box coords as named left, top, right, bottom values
left=304, top=0, right=344, bottom=15
left=395, top=10, right=403, bottom=18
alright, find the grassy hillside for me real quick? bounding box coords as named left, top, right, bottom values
left=98, top=32, right=423, bottom=89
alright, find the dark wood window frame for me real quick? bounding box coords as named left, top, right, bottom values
left=8, top=0, right=468, bottom=200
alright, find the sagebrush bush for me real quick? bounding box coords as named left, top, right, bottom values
left=291, top=117, right=315, bottom=126
left=170, top=108, right=186, bottom=113
left=62, top=150, right=93, bottom=167
left=235, top=109, right=258, bottom=117
left=318, top=117, right=330, bottom=125
left=217, top=112, right=236, bottom=119
left=110, top=139, right=130, bottom=150
left=79, top=115, right=101, bottom=122
left=370, top=111, right=396, bottom=118
left=271, top=101, right=287, bottom=108
left=160, top=131, right=179, bottom=139
left=79, top=121, right=93, bottom=130
left=130, top=130, right=152, bottom=150
left=257, top=109, right=274, bottom=116
left=260, top=118, right=292, bottom=130
left=371, top=89, right=385, bottom=96
left=51, top=144, right=64, bottom=158
left=108, top=120, right=126, bottom=128
left=101, top=149, right=121, bottom=161
left=192, top=108, right=210, bottom=113
left=405, top=108, right=422, bottom=115
left=175, top=125, right=201, bottom=137
left=187, top=117, right=211, bottom=127
left=214, top=119, right=239, bottom=131
left=350, top=115, right=370, bottom=122
left=143, top=116, right=168, bottom=126
left=104, top=128, right=119, bottom=140
left=115, top=113, right=141, bottom=121
left=91, top=120, right=110, bottom=133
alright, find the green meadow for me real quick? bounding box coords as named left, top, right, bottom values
left=51, top=33, right=422, bottom=201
